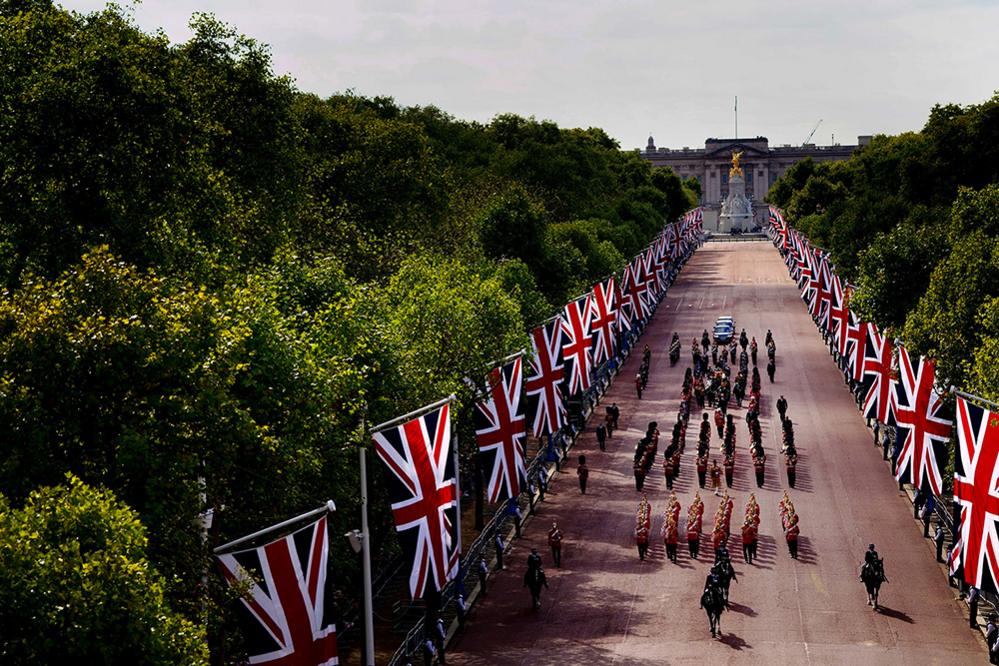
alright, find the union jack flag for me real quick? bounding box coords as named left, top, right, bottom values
left=474, top=358, right=527, bottom=504
left=526, top=319, right=567, bottom=437
left=590, top=278, right=617, bottom=365
left=828, top=277, right=850, bottom=357
left=217, top=515, right=338, bottom=666
left=641, top=246, right=660, bottom=302
left=622, top=258, right=649, bottom=322
left=894, top=346, right=952, bottom=494
left=615, top=268, right=633, bottom=332
left=845, top=312, right=868, bottom=383
left=954, top=396, right=999, bottom=592
left=562, top=293, right=594, bottom=395
left=862, top=324, right=896, bottom=425
left=372, top=403, right=459, bottom=598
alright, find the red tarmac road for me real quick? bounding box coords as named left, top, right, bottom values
left=449, top=242, right=985, bottom=665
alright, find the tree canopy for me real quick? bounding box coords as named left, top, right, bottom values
left=0, top=2, right=698, bottom=661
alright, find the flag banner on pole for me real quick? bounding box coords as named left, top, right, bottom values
left=893, top=345, right=952, bottom=494
left=954, top=395, right=999, bottom=593
left=590, top=277, right=618, bottom=365
left=845, top=312, right=868, bottom=383
left=862, top=324, right=896, bottom=425
left=615, top=268, right=634, bottom=332
left=526, top=318, right=567, bottom=437
left=561, top=293, right=594, bottom=395
left=217, top=516, right=338, bottom=666
left=473, top=357, right=528, bottom=503
left=372, top=402, right=459, bottom=598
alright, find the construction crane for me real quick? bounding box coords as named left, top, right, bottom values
left=803, top=119, right=823, bottom=145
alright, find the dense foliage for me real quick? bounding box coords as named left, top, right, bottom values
left=0, top=474, right=207, bottom=665
left=0, top=2, right=697, bottom=660
left=767, top=94, right=999, bottom=401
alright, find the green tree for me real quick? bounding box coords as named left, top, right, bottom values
left=0, top=474, right=206, bottom=665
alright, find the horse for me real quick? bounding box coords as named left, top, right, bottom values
left=861, top=559, right=888, bottom=610
left=700, top=585, right=726, bottom=638
left=524, top=566, right=548, bottom=609
left=715, top=559, right=737, bottom=605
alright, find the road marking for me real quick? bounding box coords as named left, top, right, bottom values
left=810, top=572, right=828, bottom=596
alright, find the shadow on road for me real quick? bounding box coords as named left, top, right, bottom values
left=876, top=605, right=914, bottom=623
left=727, top=601, right=758, bottom=617
left=720, top=632, right=752, bottom=650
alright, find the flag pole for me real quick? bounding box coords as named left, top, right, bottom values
left=371, top=395, right=457, bottom=434
left=359, top=445, right=375, bottom=666
left=950, top=386, right=999, bottom=412
left=213, top=500, right=336, bottom=555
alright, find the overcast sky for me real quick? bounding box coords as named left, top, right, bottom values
left=60, top=0, right=999, bottom=150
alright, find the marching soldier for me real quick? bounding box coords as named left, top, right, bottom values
left=752, top=445, right=766, bottom=487
left=785, top=514, right=800, bottom=559
left=723, top=454, right=735, bottom=489
left=636, top=496, right=652, bottom=561
left=635, top=373, right=643, bottom=400
left=767, top=357, right=776, bottom=383
left=663, top=449, right=675, bottom=490
left=709, top=459, right=722, bottom=496
left=750, top=337, right=758, bottom=366
left=548, top=521, right=564, bottom=568
left=742, top=518, right=757, bottom=565
left=664, top=517, right=679, bottom=563
left=776, top=395, right=788, bottom=422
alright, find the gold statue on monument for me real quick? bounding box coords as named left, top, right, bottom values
left=730, top=150, right=744, bottom=178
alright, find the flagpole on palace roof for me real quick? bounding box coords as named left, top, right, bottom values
left=370, top=394, right=457, bottom=434
left=950, top=386, right=999, bottom=412
left=212, top=500, right=336, bottom=555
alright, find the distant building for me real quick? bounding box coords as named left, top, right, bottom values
left=639, top=135, right=871, bottom=231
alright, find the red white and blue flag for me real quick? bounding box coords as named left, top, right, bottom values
left=615, top=268, right=634, bottom=332
left=474, top=358, right=528, bottom=504
left=828, top=277, right=851, bottom=357
left=217, top=516, right=338, bottom=666
left=893, top=346, right=952, bottom=494
left=526, top=319, right=567, bottom=437
left=862, top=324, right=896, bottom=425
left=845, top=312, right=869, bottom=383
left=590, top=278, right=618, bottom=365
left=954, top=395, right=999, bottom=592
left=562, top=293, right=594, bottom=395
left=372, top=402, right=459, bottom=598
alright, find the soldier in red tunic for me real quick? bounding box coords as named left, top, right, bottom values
left=785, top=514, right=800, bottom=559
left=741, top=519, right=757, bottom=565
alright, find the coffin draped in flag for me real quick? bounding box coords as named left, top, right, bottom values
left=217, top=516, right=338, bottom=666
left=474, top=358, right=528, bottom=503
left=954, top=395, right=999, bottom=593
left=372, top=402, right=459, bottom=598
left=526, top=318, right=567, bottom=437
left=861, top=324, right=896, bottom=425
left=590, top=278, right=618, bottom=365
left=893, top=346, right=952, bottom=494
left=561, top=293, right=594, bottom=395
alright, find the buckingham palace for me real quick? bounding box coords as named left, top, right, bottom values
left=639, top=135, right=871, bottom=231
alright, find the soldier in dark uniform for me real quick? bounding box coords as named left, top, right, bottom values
left=767, top=357, right=776, bottom=383
left=776, top=395, right=788, bottom=422
left=723, top=454, right=735, bottom=488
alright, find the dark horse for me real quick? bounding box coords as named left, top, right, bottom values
left=524, top=566, right=549, bottom=609
left=860, top=559, right=888, bottom=610
left=700, top=585, right=726, bottom=638
left=715, top=559, right=738, bottom=606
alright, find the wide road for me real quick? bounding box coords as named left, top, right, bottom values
left=449, top=241, right=985, bottom=665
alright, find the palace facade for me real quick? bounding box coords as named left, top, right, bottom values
left=639, top=135, right=871, bottom=231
